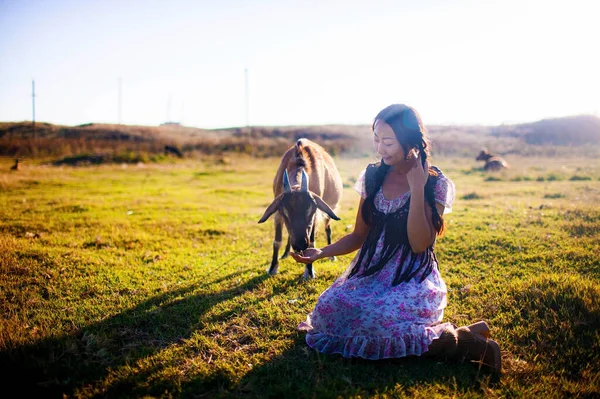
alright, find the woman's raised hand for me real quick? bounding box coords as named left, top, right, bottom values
left=406, top=151, right=429, bottom=190
left=290, top=248, right=323, bottom=264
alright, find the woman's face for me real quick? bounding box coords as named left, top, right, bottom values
left=373, top=120, right=406, bottom=166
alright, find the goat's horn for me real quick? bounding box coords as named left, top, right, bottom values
left=283, top=169, right=292, bottom=193
left=301, top=169, right=309, bottom=192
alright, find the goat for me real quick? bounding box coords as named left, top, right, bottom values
left=476, top=149, right=509, bottom=171
left=258, top=139, right=343, bottom=279
left=10, top=159, right=20, bottom=171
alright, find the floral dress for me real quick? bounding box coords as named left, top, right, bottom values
left=298, top=166, right=456, bottom=359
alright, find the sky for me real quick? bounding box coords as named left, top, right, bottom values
left=0, top=0, right=599, bottom=129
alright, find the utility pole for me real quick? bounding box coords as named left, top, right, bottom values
left=245, top=68, right=249, bottom=128
left=167, top=93, right=172, bottom=123
left=180, top=100, right=185, bottom=125
left=31, top=80, right=36, bottom=139
left=118, top=77, right=122, bottom=124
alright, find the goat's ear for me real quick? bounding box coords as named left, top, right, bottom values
left=258, top=194, right=283, bottom=223
left=301, top=169, right=309, bottom=192
left=312, top=193, right=340, bottom=221
left=283, top=169, right=292, bottom=193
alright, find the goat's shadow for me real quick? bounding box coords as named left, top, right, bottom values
left=1, top=267, right=274, bottom=398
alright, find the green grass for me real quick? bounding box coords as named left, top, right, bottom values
left=1, top=154, right=599, bottom=398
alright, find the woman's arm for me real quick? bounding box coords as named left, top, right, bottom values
left=406, top=159, right=443, bottom=253
left=406, top=188, right=443, bottom=253
left=290, top=198, right=370, bottom=264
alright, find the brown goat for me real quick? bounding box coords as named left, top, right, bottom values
left=476, top=149, right=509, bottom=171
left=258, top=139, right=343, bottom=279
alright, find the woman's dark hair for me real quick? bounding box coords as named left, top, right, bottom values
left=361, top=104, right=445, bottom=236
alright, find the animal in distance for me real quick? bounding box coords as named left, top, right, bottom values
left=476, top=149, right=509, bottom=171
left=10, top=159, right=20, bottom=171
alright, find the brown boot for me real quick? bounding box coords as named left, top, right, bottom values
left=456, top=326, right=501, bottom=373
left=424, top=327, right=458, bottom=358
left=466, top=321, right=491, bottom=339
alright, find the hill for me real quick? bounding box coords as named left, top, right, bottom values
left=1, top=114, right=599, bottom=161
left=491, top=114, right=600, bottom=145
left=0, top=122, right=367, bottom=160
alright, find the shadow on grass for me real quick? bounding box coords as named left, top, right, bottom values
left=21, top=263, right=600, bottom=399
left=180, top=332, right=499, bottom=398
left=5, top=263, right=599, bottom=398
left=0, top=270, right=272, bottom=398
left=1, top=263, right=503, bottom=398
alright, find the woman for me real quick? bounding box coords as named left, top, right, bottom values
left=291, top=104, right=501, bottom=373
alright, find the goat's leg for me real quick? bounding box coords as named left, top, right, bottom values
left=304, top=263, right=316, bottom=279
left=303, top=226, right=317, bottom=279
left=268, top=217, right=283, bottom=276
left=280, top=236, right=291, bottom=259
left=325, top=220, right=336, bottom=261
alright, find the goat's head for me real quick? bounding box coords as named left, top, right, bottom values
left=258, top=169, right=340, bottom=252
left=476, top=148, right=490, bottom=161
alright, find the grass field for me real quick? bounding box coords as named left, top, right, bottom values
left=1, top=153, right=599, bottom=398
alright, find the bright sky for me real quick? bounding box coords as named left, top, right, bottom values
left=0, top=0, right=598, bottom=128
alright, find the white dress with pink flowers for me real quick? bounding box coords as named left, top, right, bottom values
left=298, top=166, right=456, bottom=359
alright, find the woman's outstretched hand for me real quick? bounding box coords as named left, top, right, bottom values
left=290, top=248, right=323, bottom=264
left=406, top=151, right=429, bottom=190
